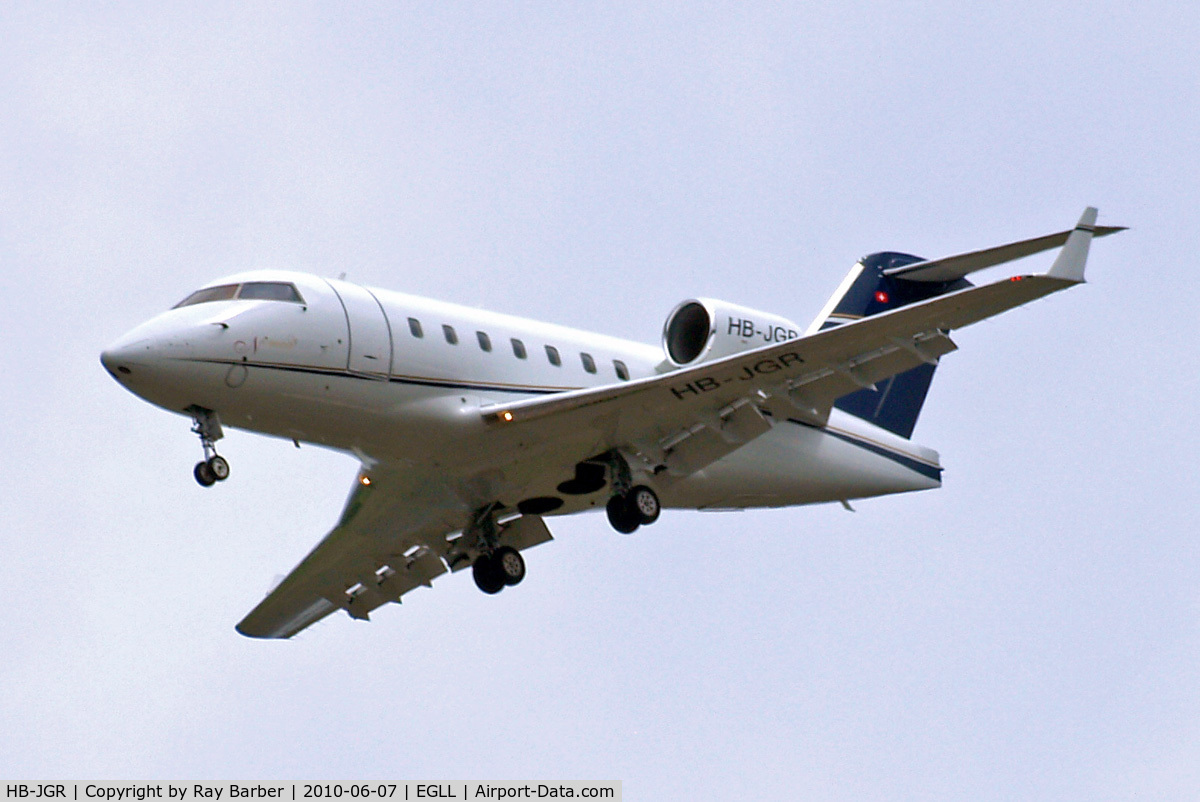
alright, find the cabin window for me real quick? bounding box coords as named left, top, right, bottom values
left=238, top=282, right=304, bottom=303
left=477, top=331, right=492, bottom=352
left=173, top=284, right=238, bottom=308
left=614, top=360, right=630, bottom=381
left=443, top=324, right=458, bottom=345
left=511, top=338, right=527, bottom=359
left=408, top=317, right=423, bottom=338
left=545, top=345, right=561, bottom=367
left=580, top=353, right=597, bottom=374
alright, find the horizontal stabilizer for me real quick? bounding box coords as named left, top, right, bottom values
left=884, top=219, right=1124, bottom=283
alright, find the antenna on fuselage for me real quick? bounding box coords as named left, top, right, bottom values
left=337, top=272, right=347, bottom=280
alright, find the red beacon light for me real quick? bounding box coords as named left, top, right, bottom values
left=874, top=290, right=890, bottom=303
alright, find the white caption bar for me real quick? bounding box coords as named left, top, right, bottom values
left=2, top=785, right=620, bottom=802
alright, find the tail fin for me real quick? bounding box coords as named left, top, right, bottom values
left=810, top=211, right=1122, bottom=439
left=810, top=252, right=972, bottom=438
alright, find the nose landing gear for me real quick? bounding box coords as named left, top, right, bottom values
left=189, top=406, right=230, bottom=487
left=193, top=455, right=230, bottom=487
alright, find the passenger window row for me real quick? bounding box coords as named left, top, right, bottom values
left=405, top=316, right=629, bottom=381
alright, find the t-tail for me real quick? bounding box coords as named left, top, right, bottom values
left=808, top=209, right=1125, bottom=439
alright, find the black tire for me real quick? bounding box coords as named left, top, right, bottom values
left=493, top=546, right=526, bottom=586
left=472, top=554, right=505, bottom=595
left=606, top=494, right=640, bottom=534
left=193, top=461, right=217, bottom=487
left=208, top=455, right=230, bottom=481
left=629, top=485, right=661, bottom=525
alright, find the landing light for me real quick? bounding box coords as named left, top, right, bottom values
left=502, top=411, right=514, bottom=422
left=360, top=476, right=372, bottom=486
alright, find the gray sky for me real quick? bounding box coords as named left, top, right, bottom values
left=2, top=2, right=1196, bottom=798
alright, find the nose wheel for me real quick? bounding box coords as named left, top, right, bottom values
left=189, top=407, right=230, bottom=487
left=193, top=455, right=230, bottom=487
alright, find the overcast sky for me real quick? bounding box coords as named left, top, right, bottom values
left=1, top=2, right=1196, bottom=798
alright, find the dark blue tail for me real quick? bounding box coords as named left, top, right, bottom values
left=816, top=252, right=972, bottom=439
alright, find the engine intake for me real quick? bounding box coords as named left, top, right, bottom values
left=662, top=298, right=802, bottom=367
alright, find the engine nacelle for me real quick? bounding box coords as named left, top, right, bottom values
left=662, top=298, right=802, bottom=367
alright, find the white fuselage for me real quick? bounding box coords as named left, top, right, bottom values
left=101, top=270, right=941, bottom=517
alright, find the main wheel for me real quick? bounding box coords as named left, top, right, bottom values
left=606, top=494, right=640, bottom=534
left=207, top=455, right=230, bottom=481
left=472, top=554, right=506, bottom=595
left=193, top=461, right=217, bottom=487
left=629, top=485, right=661, bottom=525
left=493, top=546, right=526, bottom=586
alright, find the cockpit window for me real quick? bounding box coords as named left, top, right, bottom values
left=172, top=281, right=305, bottom=309
left=237, top=282, right=305, bottom=303
left=173, top=284, right=238, bottom=308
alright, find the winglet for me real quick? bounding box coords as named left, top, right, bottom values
left=1046, top=207, right=1098, bottom=282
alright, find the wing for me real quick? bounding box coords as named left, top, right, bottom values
left=882, top=222, right=1125, bottom=283
left=479, top=209, right=1110, bottom=477
left=236, top=464, right=552, bottom=638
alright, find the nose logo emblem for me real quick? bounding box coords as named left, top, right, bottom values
left=224, top=364, right=249, bottom=388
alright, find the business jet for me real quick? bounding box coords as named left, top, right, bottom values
left=101, top=209, right=1121, bottom=638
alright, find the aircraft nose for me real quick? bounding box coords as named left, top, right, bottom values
left=100, top=338, right=151, bottom=380
left=101, top=322, right=201, bottom=411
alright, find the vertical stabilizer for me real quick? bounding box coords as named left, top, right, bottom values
left=812, top=252, right=971, bottom=438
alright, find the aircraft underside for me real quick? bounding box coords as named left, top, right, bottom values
left=134, top=355, right=941, bottom=515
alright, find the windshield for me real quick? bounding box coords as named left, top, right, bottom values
left=238, top=281, right=304, bottom=302
left=173, top=284, right=238, bottom=308
left=173, top=281, right=304, bottom=308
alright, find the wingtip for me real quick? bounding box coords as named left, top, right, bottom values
left=1046, top=207, right=1100, bottom=282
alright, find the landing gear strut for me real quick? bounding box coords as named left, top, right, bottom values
left=189, top=406, right=229, bottom=487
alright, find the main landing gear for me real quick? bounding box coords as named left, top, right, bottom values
left=593, top=451, right=662, bottom=535
left=606, top=485, right=660, bottom=535
left=472, top=545, right=526, bottom=594
left=189, top=406, right=230, bottom=488
left=466, top=505, right=528, bottom=595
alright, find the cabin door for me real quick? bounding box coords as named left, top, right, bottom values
left=327, top=278, right=392, bottom=377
